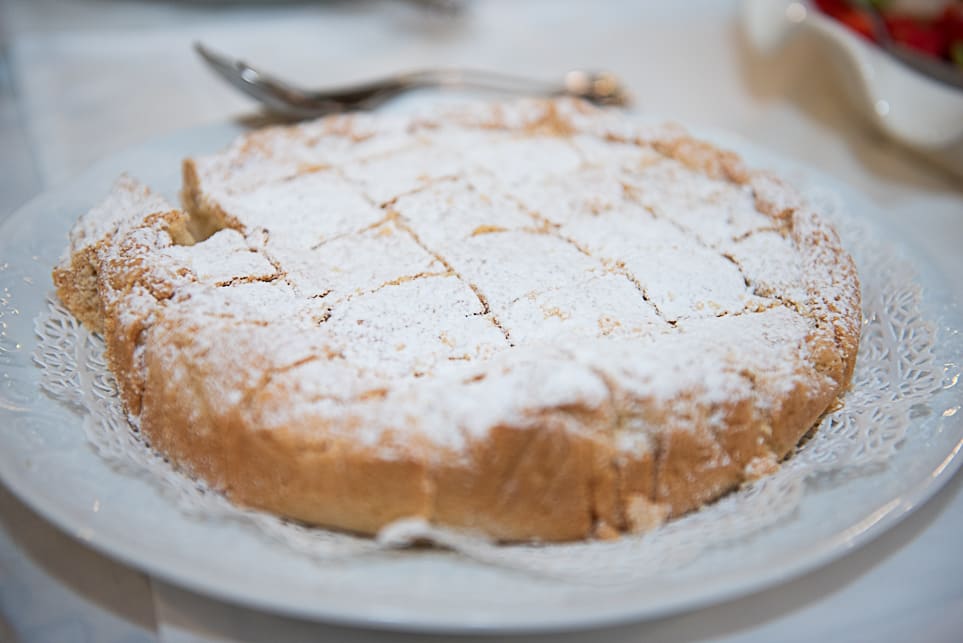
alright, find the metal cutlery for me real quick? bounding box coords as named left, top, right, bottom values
left=195, top=43, right=630, bottom=119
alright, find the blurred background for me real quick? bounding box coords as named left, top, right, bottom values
left=1, top=0, right=960, bottom=216
left=0, top=1, right=960, bottom=642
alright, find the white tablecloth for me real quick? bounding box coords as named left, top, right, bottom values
left=1, top=1, right=960, bottom=641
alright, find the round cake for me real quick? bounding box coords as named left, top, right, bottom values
left=53, top=99, right=860, bottom=542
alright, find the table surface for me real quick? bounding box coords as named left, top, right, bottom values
left=0, top=1, right=961, bottom=641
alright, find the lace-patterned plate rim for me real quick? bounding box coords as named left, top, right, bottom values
left=1, top=108, right=961, bottom=632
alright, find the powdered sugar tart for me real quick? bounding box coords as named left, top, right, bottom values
left=52, top=98, right=860, bottom=542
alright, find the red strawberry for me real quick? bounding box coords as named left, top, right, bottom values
left=886, top=15, right=946, bottom=57
left=814, top=0, right=877, bottom=41
left=936, top=3, right=963, bottom=59
left=813, top=0, right=849, bottom=17
left=839, top=8, right=877, bottom=41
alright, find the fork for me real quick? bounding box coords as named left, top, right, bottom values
left=194, top=43, right=630, bottom=120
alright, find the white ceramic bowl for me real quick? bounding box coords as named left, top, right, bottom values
left=742, top=0, right=963, bottom=175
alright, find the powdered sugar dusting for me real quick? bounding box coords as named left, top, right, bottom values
left=64, top=98, right=858, bottom=460
left=162, top=228, right=277, bottom=284
left=64, top=174, right=173, bottom=265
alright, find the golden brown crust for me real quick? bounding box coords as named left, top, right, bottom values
left=52, top=99, right=862, bottom=542
left=181, top=159, right=243, bottom=241
left=431, top=423, right=598, bottom=541
left=53, top=246, right=105, bottom=334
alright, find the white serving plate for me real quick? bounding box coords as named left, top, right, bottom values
left=0, top=114, right=960, bottom=633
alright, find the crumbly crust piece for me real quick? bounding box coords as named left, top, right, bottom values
left=54, top=99, right=860, bottom=541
